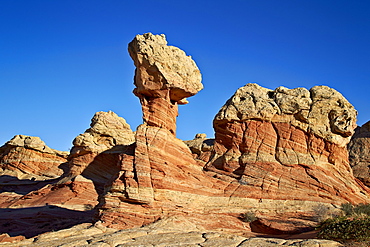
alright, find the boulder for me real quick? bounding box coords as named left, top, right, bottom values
left=128, top=32, right=203, bottom=134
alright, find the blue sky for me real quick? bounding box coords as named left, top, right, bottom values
left=1, top=0, right=370, bottom=151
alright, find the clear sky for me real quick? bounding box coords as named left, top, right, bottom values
left=1, top=0, right=370, bottom=151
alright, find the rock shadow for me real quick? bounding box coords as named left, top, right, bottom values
left=76, top=144, right=135, bottom=195
left=0, top=175, right=59, bottom=195
left=0, top=205, right=94, bottom=238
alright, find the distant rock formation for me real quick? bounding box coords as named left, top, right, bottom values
left=0, top=135, right=67, bottom=180
left=348, top=121, right=370, bottom=186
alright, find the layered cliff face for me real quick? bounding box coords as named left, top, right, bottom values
left=348, top=121, right=370, bottom=186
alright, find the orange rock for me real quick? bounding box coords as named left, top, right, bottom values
left=98, top=34, right=370, bottom=233
left=0, top=135, right=67, bottom=180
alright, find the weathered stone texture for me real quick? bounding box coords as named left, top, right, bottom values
left=348, top=120, right=370, bottom=186
left=207, top=83, right=368, bottom=204
left=71, top=111, right=135, bottom=154
left=0, top=135, right=67, bottom=180
left=128, top=33, right=202, bottom=134
left=0, top=220, right=342, bottom=246
left=214, top=84, right=356, bottom=146
left=65, top=111, right=135, bottom=192
left=128, top=33, right=202, bottom=102
left=97, top=34, right=370, bottom=234
left=1, top=33, right=369, bottom=245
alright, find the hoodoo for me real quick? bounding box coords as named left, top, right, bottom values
left=97, top=33, right=370, bottom=232
left=1, top=33, right=369, bottom=243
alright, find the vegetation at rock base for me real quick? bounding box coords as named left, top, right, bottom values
left=240, top=211, right=257, bottom=222
left=316, top=203, right=370, bottom=245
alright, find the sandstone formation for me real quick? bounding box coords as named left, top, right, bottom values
left=1, top=33, right=369, bottom=245
left=0, top=135, right=69, bottom=212
left=0, top=135, right=68, bottom=180
left=128, top=32, right=202, bottom=134
left=98, top=33, right=232, bottom=229
left=0, top=111, right=135, bottom=239
left=202, top=83, right=369, bottom=204
left=348, top=120, right=370, bottom=186
left=64, top=110, right=135, bottom=194
left=97, top=33, right=369, bottom=235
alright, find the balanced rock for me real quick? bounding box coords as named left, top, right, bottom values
left=97, top=33, right=224, bottom=229
left=2, top=33, right=369, bottom=242
left=348, top=120, right=370, bottom=186
left=128, top=32, right=202, bottom=134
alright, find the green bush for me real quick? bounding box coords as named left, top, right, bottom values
left=317, top=203, right=370, bottom=242
left=317, top=217, right=370, bottom=241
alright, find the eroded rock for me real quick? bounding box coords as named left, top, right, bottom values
left=66, top=111, right=135, bottom=192
left=0, top=135, right=67, bottom=180
left=97, top=34, right=369, bottom=234
left=348, top=120, right=370, bottom=186
left=206, top=83, right=368, bottom=204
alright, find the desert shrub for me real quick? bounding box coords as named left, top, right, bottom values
left=347, top=203, right=370, bottom=216
left=317, top=203, right=370, bottom=242
left=341, top=203, right=354, bottom=216
left=241, top=211, right=257, bottom=222
left=317, top=217, right=370, bottom=241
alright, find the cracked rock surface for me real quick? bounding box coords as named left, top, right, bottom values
left=0, top=218, right=342, bottom=247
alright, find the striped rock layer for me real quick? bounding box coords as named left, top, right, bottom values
left=205, top=83, right=369, bottom=204
left=0, top=135, right=68, bottom=180
left=97, top=34, right=369, bottom=232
